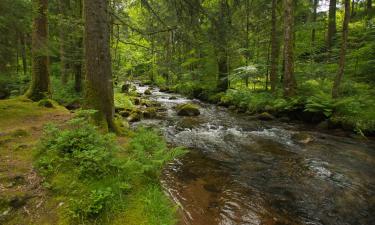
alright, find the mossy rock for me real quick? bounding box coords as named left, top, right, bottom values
left=38, top=99, right=54, bottom=108
left=65, top=99, right=81, bottom=110
left=141, top=99, right=161, bottom=108
left=127, top=109, right=143, bottom=122
left=118, top=108, right=132, bottom=118
left=256, top=112, right=275, bottom=121
left=159, top=86, right=170, bottom=92
left=176, top=103, right=200, bottom=116
left=169, top=96, right=177, bottom=100
left=121, top=83, right=131, bottom=93
left=292, top=132, right=314, bottom=144
left=133, top=97, right=141, bottom=105
left=144, top=89, right=152, bottom=95
left=142, top=107, right=157, bottom=119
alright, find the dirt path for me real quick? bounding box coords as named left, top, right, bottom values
left=0, top=98, right=71, bottom=224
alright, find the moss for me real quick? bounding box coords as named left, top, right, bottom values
left=144, top=89, right=152, bottom=95
left=11, top=129, right=29, bottom=138
left=0, top=97, right=68, bottom=131
left=176, top=103, right=200, bottom=116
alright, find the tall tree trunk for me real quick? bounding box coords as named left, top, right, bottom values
left=326, top=0, right=337, bottom=50
left=217, top=55, right=229, bottom=92
left=332, top=0, right=350, bottom=98
left=283, top=0, right=296, bottom=97
left=20, top=33, right=27, bottom=76
left=311, top=0, right=318, bottom=47
left=59, top=0, right=70, bottom=84
left=270, top=0, right=279, bottom=93
left=368, top=0, right=372, bottom=12
left=351, top=0, right=355, bottom=17
left=74, top=38, right=83, bottom=92
left=84, top=0, right=115, bottom=131
left=26, top=0, right=50, bottom=101
left=216, top=0, right=230, bottom=92
left=74, top=0, right=83, bottom=92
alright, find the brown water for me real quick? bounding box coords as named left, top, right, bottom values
left=132, top=83, right=375, bottom=225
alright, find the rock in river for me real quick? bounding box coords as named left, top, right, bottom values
left=176, top=103, right=200, bottom=116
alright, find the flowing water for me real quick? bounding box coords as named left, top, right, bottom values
left=132, top=83, right=375, bottom=225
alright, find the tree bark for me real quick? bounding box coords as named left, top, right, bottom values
left=19, top=33, right=27, bottom=76
left=84, top=0, right=115, bottom=130
left=283, top=0, right=296, bottom=97
left=368, top=0, right=372, bottom=12
left=216, top=0, right=230, bottom=92
left=26, top=0, right=50, bottom=101
left=311, top=0, right=318, bottom=47
left=270, top=0, right=279, bottom=93
left=326, top=0, right=337, bottom=50
left=332, top=0, right=350, bottom=98
left=59, top=0, right=70, bottom=84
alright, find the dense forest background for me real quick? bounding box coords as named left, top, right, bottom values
left=0, top=0, right=374, bottom=133
left=0, top=1, right=375, bottom=224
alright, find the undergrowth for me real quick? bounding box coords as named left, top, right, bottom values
left=35, top=110, right=186, bottom=224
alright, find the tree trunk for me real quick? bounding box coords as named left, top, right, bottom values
left=332, top=0, right=350, bottom=98
left=368, top=0, right=372, bottom=12
left=351, top=0, right=356, bottom=17
left=311, top=0, right=318, bottom=47
left=84, top=0, right=115, bottom=131
left=270, top=0, right=279, bottom=93
left=217, top=54, right=229, bottom=92
left=20, top=33, right=27, bottom=76
left=326, top=0, right=337, bottom=50
left=283, top=0, right=296, bottom=97
left=26, top=0, right=50, bottom=101
left=216, top=0, right=230, bottom=92
left=59, top=0, right=70, bottom=84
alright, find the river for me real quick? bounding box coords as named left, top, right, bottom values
left=131, top=83, right=375, bottom=225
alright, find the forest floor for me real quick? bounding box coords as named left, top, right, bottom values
left=0, top=97, right=71, bottom=224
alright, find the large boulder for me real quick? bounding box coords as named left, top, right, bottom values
left=144, top=89, right=152, bottom=95
left=176, top=103, right=200, bottom=116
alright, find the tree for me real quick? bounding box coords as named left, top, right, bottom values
left=311, top=0, right=318, bottom=46
left=270, top=0, right=279, bottom=93
left=326, top=0, right=337, bottom=50
left=368, top=0, right=372, bottom=10
left=58, top=0, right=70, bottom=84
left=26, top=0, right=51, bottom=101
left=283, top=0, right=296, bottom=97
left=216, top=0, right=231, bottom=92
left=332, top=0, right=350, bottom=98
left=84, top=0, right=115, bottom=130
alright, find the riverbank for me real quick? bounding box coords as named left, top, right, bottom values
left=125, top=81, right=375, bottom=225
left=137, top=80, right=375, bottom=137
left=0, top=97, right=183, bottom=225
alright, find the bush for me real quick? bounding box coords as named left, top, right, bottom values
left=35, top=111, right=186, bottom=223
left=51, top=77, right=82, bottom=106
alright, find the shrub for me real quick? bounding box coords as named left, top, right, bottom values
left=35, top=111, right=186, bottom=223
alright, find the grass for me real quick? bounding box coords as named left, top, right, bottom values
left=0, top=98, right=184, bottom=225
left=0, top=96, right=68, bottom=131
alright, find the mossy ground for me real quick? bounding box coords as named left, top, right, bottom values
left=0, top=97, right=71, bottom=224
left=0, top=97, right=179, bottom=225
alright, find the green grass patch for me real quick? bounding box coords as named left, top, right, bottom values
left=34, top=111, right=186, bottom=224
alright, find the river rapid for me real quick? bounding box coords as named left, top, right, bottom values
left=131, top=83, right=375, bottom=225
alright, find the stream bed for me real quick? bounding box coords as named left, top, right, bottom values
left=131, top=83, right=375, bottom=225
